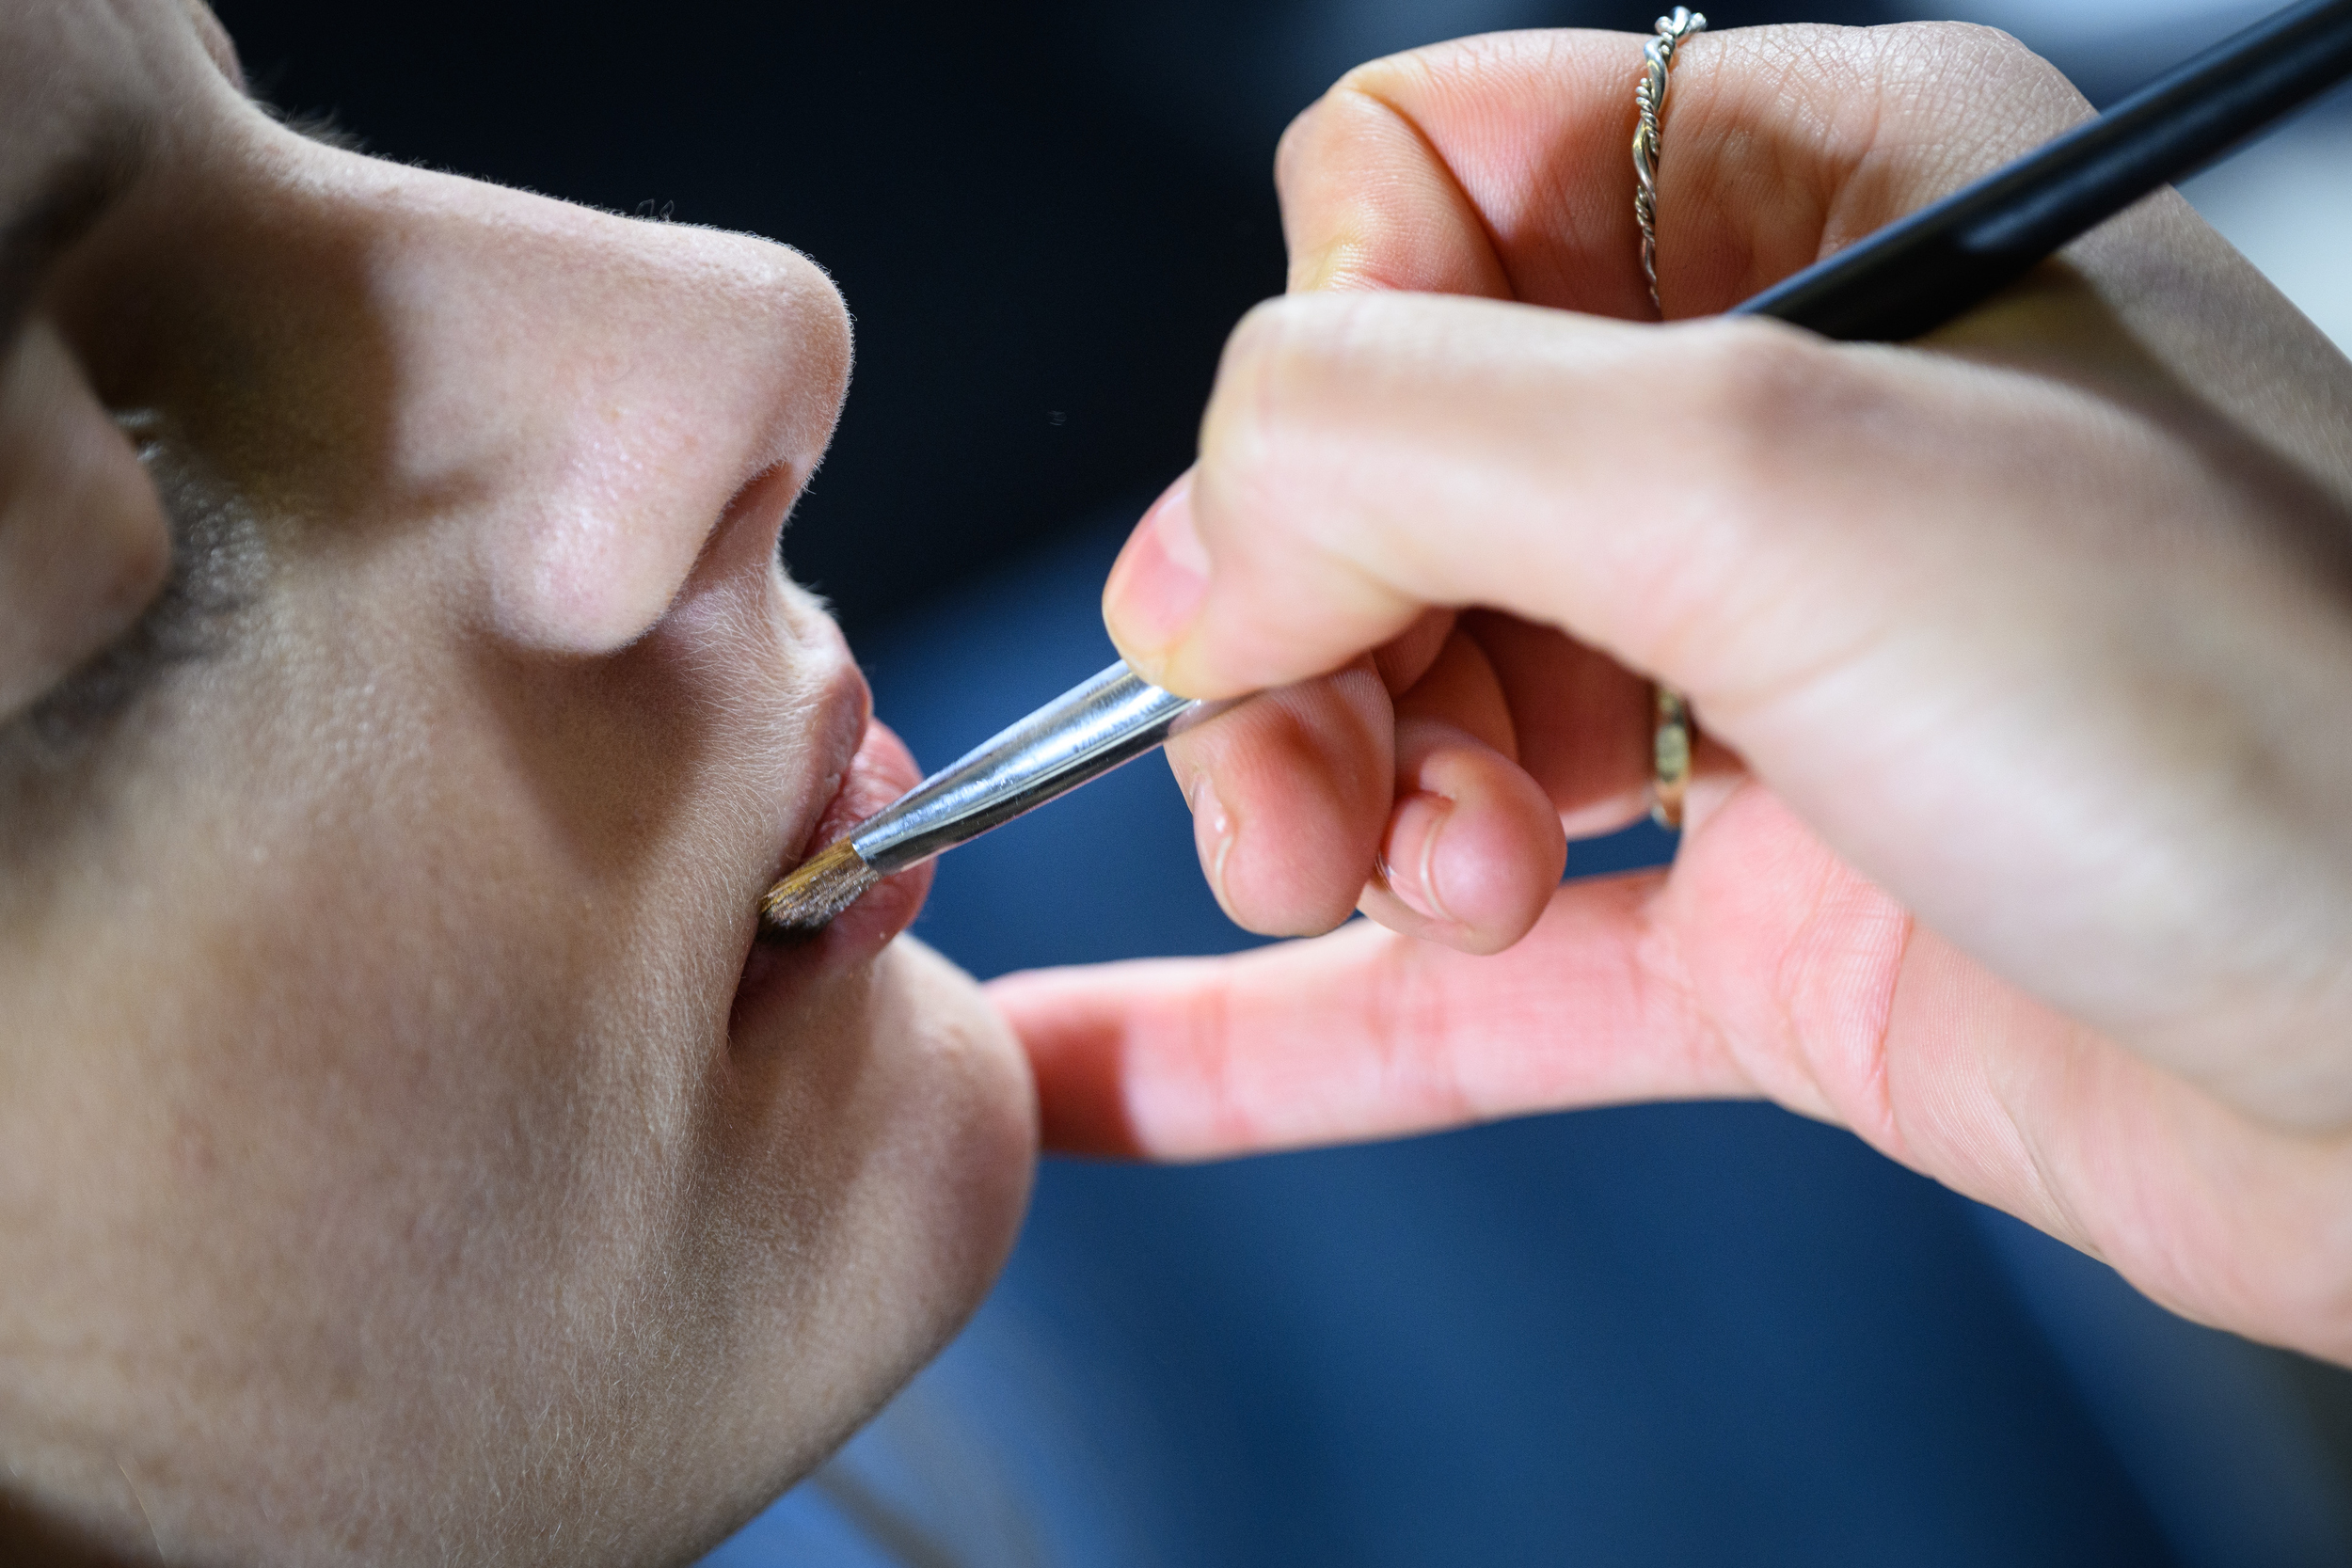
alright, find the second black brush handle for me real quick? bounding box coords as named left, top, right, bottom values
left=1736, top=0, right=2352, bottom=342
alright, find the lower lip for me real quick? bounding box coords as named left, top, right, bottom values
left=733, top=718, right=933, bottom=1009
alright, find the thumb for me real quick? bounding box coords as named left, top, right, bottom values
left=1103, top=288, right=1865, bottom=723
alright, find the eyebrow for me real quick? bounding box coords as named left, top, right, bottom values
left=0, top=111, right=151, bottom=345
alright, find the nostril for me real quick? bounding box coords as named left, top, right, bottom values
left=687, top=459, right=814, bottom=599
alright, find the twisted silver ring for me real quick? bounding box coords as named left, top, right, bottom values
left=1633, top=7, right=1707, bottom=313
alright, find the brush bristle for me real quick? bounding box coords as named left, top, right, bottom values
left=760, top=840, right=882, bottom=933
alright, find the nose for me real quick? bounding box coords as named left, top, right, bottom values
left=72, top=105, right=854, bottom=657
left=363, top=159, right=854, bottom=654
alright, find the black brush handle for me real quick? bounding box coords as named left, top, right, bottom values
left=1736, top=0, right=2352, bottom=341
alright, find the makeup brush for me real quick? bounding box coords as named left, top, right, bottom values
left=763, top=0, right=2352, bottom=933
left=763, top=667, right=1229, bottom=929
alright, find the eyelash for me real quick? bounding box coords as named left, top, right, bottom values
left=1, top=413, right=262, bottom=768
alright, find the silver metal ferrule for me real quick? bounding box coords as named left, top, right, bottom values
left=848, top=661, right=1229, bottom=875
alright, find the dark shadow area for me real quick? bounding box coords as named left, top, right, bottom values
left=210, top=0, right=1888, bottom=633
left=0, top=1497, right=151, bottom=1568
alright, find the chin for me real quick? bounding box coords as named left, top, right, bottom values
left=676, top=931, right=1038, bottom=1558
left=823, top=930, right=1039, bottom=1386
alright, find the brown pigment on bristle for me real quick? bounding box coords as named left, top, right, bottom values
left=759, top=840, right=881, bottom=932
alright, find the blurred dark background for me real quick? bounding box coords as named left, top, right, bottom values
left=207, top=0, right=2296, bottom=632
left=211, top=0, right=1890, bottom=634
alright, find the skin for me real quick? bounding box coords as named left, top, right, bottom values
left=0, top=2, right=1034, bottom=1562
left=992, top=25, right=2352, bottom=1367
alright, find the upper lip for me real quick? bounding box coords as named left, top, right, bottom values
left=778, top=657, right=874, bottom=882
left=689, top=462, right=875, bottom=897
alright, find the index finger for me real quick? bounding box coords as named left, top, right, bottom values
left=988, top=787, right=2352, bottom=1361
left=1275, top=24, right=2090, bottom=315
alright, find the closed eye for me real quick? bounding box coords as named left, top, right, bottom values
left=1, top=413, right=263, bottom=768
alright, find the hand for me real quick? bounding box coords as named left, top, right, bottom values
left=988, top=24, right=2352, bottom=1363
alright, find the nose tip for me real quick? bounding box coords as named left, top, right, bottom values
left=503, top=220, right=852, bottom=654
left=350, top=156, right=855, bottom=655
left=691, top=232, right=853, bottom=487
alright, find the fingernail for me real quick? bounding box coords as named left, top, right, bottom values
left=1190, top=771, right=1234, bottom=906
left=1379, top=791, right=1454, bottom=923
left=1104, top=472, right=1209, bottom=659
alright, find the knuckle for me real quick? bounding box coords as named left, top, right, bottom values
left=1203, top=295, right=1408, bottom=581
left=1272, top=101, right=1318, bottom=193
left=1202, top=302, right=1293, bottom=502
left=1275, top=67, right=1394, bottom=197
left=1216, top=293, right=1296, bottom=386
left=1324, top=55, right=1413, bottom=113
left=1206, top=295, right=1351, bottom=483
left=1668, top=317, right=1842, bottom=488
left=1220, top=293, right=1388, bottom=412
left=1906, top=19, right=2061, bottom=87
left=1279, top=53, right=1438, bottom=203
left=1879, top=21, right=2086, bottom=135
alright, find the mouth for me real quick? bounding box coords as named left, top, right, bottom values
left=733, top=697, right=935, bottom=1016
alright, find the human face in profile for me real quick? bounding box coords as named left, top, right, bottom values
left=0, top=2, right=1034, bottom=1560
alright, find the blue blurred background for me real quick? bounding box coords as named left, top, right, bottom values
left=211, top=0, right=2352, bottom=1560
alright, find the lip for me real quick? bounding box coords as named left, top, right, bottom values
left=732, top=689, right=934, bottom=1020
left=788, top=710, right=933, bottom=950
left=680, top=456, right=933, bottom=1017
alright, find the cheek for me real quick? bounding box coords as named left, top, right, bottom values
left=4, top=782, right=849, bottom=1550
left=0, top=566, right=1031, bottom=1551
left=704, top=935, right=1036, bottom=1450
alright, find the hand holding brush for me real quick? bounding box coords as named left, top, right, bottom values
left=766, top=0, right=2352, bottom=936
left=977, top=16, right=2352, bottom=1370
